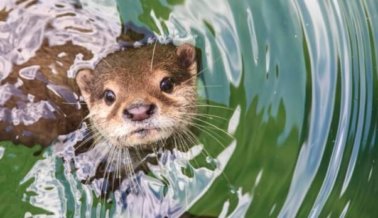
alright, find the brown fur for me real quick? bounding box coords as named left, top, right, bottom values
left=0, top=41, right=92, bottom=146
left=0, top=9, right=9, bottom=21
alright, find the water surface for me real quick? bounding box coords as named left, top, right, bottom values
left=1, top=0, right=378, bottom=217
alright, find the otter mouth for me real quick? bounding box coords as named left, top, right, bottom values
left=130, top=127, right=161, bottom=136
left=114, top=126, right=172, bottom=147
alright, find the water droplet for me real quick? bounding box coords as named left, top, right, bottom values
left=228, top=184, right=237, bottom=194
left=0, top=147, right=4, bottom=160
left=206, top=156, right=219, bottom=168
left=206, top=156, right=213, bottom=163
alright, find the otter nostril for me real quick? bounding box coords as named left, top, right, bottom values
left=147, top=104, right=156, bottom=115
left=123, top=109, right=133, bottom=119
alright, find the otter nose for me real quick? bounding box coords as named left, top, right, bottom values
left=123, top=104, right=156, bottom=122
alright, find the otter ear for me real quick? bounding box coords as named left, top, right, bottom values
left=76, top=69, right=94, bottom=104
left=176, top=43, right=196, bottom=69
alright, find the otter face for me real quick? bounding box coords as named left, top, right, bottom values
left=76, top=43, right=197, bottom=148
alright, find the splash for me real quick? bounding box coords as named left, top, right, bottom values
left=18, top=103, right=245, bottom=217
left=21, top=137, right=238, bottom=217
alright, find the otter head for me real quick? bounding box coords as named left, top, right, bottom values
left=76, top=43, right=197, bottom=148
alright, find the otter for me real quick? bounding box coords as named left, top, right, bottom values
left=0, top=40, right=198, bottom=149
left=1, top=1, right=198, bottom=149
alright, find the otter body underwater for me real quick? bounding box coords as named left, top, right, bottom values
left=0, top=42, right=198, bottom=153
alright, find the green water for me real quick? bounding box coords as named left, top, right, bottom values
left=1, top=0, right=378, bottom=217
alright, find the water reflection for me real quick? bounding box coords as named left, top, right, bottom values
left=0, top=0, right=120, bottom=144
left=21, top=110, right=240, bottom=217
left=0, top=0, right=377, bottom=217
left=149, top=0, right=377, bottom=217
left=280, top=1, right=377, bottom=217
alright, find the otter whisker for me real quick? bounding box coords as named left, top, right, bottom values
left=85, top=138, right=109, bottom=186
left=124, top=149, right=141, bottom=193
left=186, top=123, right=227, bottom=149
left=103, top=59, right=111, bottom=68
left=196, top=55, right=222, bottom=77
left=173, top=131, right=179, bottom=152
left=117, top=146, right=125, bottom=190
left=174, top=132, right=185, bottom=154
left=184, top=128, right=215, bottom=162
left=74, top=131, right=100, bottom=152
left=107, top=146, right=118, bottom=194
left=121, top=148, right=133, bottom=182
left=132, top=145, right=145, bottom=168
left=179, top=127, right=230, bottom=188
left=170, top=129, right=180, bottom=150
left=185, top=127, right=235, bottom=192
left=102, top=145, right=117, bottom=196
left=61, top=101, right=86, bottom=105
left=179, top=128, right=203, bottom=159
left=152, top=146, right=160, bottom=166
left=150, top=40, right=157, bottom=71
left=172, top=129, right=207, bottom=208
left=199, top=85, right=225, bottom=88
left=178, top=112, right=229, bottom=122
left=181, top=55, right=222, bottom=85
left=181, top=128, right=199, bottom=149
left=190, top=117, right=234, bottom=139
left=74, top=113, right=98, bottom=131
left=111, top=146, right=120, bottom=193
left=116, top=147, right=122, bottom=181
left=192, top=104, right=234, bottom=111
left=176, top=131, right=193, bottom=160
left=76, top=128, right=104, bottom=148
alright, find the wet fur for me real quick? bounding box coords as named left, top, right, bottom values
left=0, top=41, right=91, bottom=146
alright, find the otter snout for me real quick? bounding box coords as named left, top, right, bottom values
left=123, top=103, right=156, bottom=122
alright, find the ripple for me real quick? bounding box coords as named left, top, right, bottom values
left=279, top=1, right=337, bottom=216
left=280, top=0, right=378, bottom=217
left=1, top=0, right=378, bottom=217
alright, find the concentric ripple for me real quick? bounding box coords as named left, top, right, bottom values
left=0, top=0, right=377, bottom=217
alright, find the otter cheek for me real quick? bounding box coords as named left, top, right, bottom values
left=89, top=103, right=115, bottom=132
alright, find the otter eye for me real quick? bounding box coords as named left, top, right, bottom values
left=103, top=89, right=116, bottom=105
left=160, top=77, right=174, bottom=93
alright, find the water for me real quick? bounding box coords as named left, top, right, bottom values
left=1, top=0, right=378, bottom=217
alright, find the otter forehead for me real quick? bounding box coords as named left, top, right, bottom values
left=95, top=44, right=183, bottom=76
left=92, top=44, right=193, bottom=90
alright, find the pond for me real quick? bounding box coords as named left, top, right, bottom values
left=0, top=0, right=377, bottom=217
